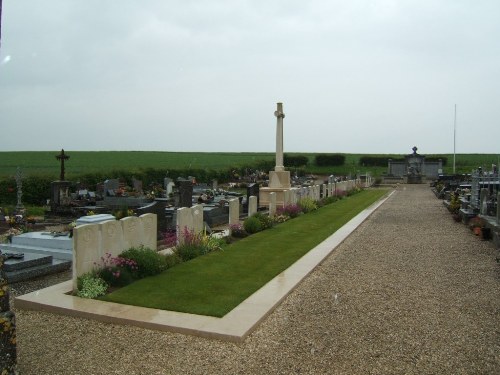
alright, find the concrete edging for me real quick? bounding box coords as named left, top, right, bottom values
left=15, top=190, right=395, bottom=342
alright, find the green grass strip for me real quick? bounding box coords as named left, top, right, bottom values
left=101, top=189, right=388, bottom=317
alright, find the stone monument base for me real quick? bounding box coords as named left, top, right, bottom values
left=269, top=170, right=291, bottom=189
left=259, top=187, right=291, bottom=208
left=259, top=170, right=291, bottom=208
left=406, top=175, right=423, bottom=184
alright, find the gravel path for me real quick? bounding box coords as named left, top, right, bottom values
left=9, top=185, right=500, bottom=374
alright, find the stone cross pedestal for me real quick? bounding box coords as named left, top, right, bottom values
left=268, top=103, right=290, bottom=189
left=259, top=102, right=291, bottom=208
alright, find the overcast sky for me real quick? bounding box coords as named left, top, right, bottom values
left=0, top=0, right=499, bottom=154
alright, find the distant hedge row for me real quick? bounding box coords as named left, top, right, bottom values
left=359, top=156, right=401, bottom=167
left=426, top=156, right=448, bottom=165
left=0, top=162, right=275, bottom=206
left=359, top=155, right=448, bottom=167
left=284, top=154, right=309, bottom=167
left=314, top=154, right=345, bottom=166
left=0, top=175, right=53, bottom=207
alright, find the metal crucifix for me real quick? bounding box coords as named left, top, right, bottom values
left=55, top=149, right=70, bottom=181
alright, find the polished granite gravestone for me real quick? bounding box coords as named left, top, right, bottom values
left=0, top=232, right=73, bottom=283
left=2, top=252, right=71, bottom=283
left=1, top=232, right=73, bottom=260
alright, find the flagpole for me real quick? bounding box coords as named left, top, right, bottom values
left=453, top=104, right=456, bottom=174
left=0, top=0, right=3, bottom=50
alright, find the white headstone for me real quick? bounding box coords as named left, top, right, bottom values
left=269, top=192, right=277, bottom=217
left=248, top=196, right=257, bottom=217
left=73, top=224, right=101, bottom=290
left=191, top=205, right=204, bottom=234
left=100, top=220, right=124, bottom=259
left=122, top=216, right=143, bottom=249
left=176, top=207, right=193, bottom=245
left=229, top=199, right=239, bottom=225
left=140, top=213, right=157, bottom=250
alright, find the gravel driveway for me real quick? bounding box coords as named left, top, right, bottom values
left=9, top=185, right=500, bottom=374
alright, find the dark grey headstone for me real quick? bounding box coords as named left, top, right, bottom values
left=177, top=180, right=193, bottom=208
left=132, top=178, right=143, bottom=193
left=103, top=179, right=120, bottom=192
left=247, top=183, right=260, bottom=207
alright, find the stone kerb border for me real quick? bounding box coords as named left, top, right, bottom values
left=72, top=213, right=157, bottom=290
left=16, top=191, right=393, bottom=342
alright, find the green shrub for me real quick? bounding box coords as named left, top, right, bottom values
left=320, top=196, right=338, bottom=206
left=164, top=253, right=182, bottom=268
left=98, top=267, right=135, bottom=287
left=347, top=187, right=362, bottom=196
left=175, top=243, right=205, bottom=262
left=314, top=154, right=345, bottom=166
left=284, top=154, right=309, bottom=167
left=230, top=223, right=248, bottom=238
left=252, top=212, right=274, bottom=230
left=298, top=197, right=318, bottom=213
left=272, top=214, right=289, bottom=224
left=243, top=216, right=263, bottom=234
left=77, top=273, right=108, bottom=299
left=202, top=235, right=226, bottom=253
left=120, top=246, right=167, bottom=278
left=359, top=156, right=404, bottom=167
left=174, top=228, right=225, bottom=262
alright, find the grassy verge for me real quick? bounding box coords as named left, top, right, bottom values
left=101, top=189, right=388, bottom=316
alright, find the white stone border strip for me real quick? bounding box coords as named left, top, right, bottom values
left=15, top=191, right=394, bottom=342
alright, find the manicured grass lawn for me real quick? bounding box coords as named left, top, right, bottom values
left=101, top=189, right=388, bottom=317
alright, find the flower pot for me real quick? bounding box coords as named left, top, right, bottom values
left=473, top=227, right=481, bottom=236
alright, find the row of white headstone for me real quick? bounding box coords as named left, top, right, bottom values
left=72, top=213, right=157, bottom=290
left=72, top=179, right=363, bottom=290
left=176, top=179, right=362, bottom=241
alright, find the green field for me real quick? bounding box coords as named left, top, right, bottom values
left=0, top=151, right=498, bottom=178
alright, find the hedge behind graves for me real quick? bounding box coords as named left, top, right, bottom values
left=314, top=154, right=345, bottom=166
left=284, top=154, right=309, bottom=167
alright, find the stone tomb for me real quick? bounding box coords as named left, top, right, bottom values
left=0, top=232, right=72, bottom=282
left=76, top=213, right=115, bottom=226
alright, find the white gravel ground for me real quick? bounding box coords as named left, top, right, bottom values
left=9, top=185, right=500, bottom=374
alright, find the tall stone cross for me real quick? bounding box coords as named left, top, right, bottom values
left=56, top=149, right=70, bottom=181
left=274, top=102, right=285, bottom=172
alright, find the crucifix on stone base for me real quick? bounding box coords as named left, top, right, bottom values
left=56, top=149, right=70, bottom=181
